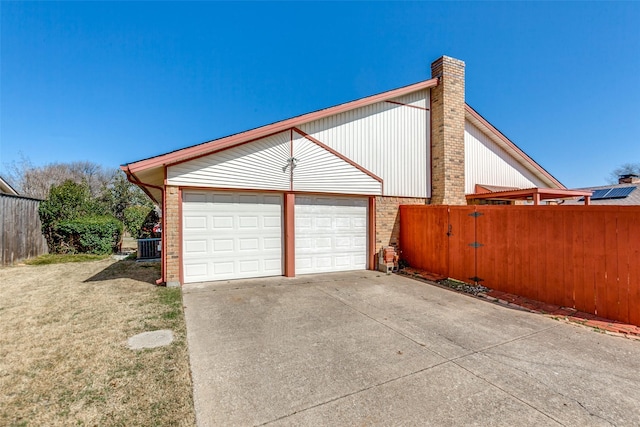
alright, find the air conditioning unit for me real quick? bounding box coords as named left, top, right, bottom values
left=137, top=238, right=161, bottom=260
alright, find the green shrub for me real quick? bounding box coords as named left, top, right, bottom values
left=123, top=205, right=153, bottom=239
left=55, top=216, right=123, bottom=255
left=39, top=180, right=110, bottom=252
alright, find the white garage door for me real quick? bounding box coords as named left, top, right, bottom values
left=182, top=191, right=282, bottom=283
left=295, top=196, right=368, bottom=274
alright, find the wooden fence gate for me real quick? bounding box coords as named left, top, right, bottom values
left=399, top=205, right=640, bottom=326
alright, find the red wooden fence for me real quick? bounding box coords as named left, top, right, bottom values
left=399, top=205, right=640, bottom=326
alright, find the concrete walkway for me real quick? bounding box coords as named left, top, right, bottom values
left=183, top=271, right=640, bottom=426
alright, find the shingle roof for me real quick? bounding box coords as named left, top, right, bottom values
left=0, top=176, right=18, bottom=196
left=563, top=182, right=640, bottom=206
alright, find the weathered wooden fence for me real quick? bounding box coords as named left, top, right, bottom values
left=400, top=205, right=640, bottom=326
left=1, top=194, right=48, bottom=265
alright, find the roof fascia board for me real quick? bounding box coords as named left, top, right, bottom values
left=126, top=78, right=438, bottom=174
left=464, top=104, right=565, bottom=189
left=120, top=165, right=164, bottom=205
left=466, top=188, right=592, bottom=200
left=0, top=176, right=19, bottom=196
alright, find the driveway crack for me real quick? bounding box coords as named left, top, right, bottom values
left=258, top=359, right=451, bottom=426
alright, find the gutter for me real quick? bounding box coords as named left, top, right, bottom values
left=121, top=165, right=167, bottom=286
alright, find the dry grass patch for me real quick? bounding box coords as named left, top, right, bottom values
left=0, top=258, right=195, bottom=426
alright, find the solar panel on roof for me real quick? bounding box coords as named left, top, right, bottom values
left=590, top=189, right=611, bottom=199
left=601, top=186, right=636, bottom=199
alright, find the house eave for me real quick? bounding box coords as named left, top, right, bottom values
left=123, top=78, right=439, bottom=174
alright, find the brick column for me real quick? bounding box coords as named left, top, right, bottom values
left=164, top=185, right=181, bottom=286
left=375, top=196, right=427, bottom=250
left=430, top=56, right=466, bottom=205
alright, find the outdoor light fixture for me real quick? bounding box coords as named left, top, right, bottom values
left=282, top=157, right=298, bottom=172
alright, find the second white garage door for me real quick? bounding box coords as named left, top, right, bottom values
left=295, top=196, right=368, bottom=274
left=182, top=191, right=282, bottom=283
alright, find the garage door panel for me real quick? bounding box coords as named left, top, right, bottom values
left=315, top=217, right=332, bottom=228
left=263, top=216, right=281, bottom=228
left=263, top=195, right=282, bottom=204
left=264, top=237, right=281, bottom=250
left=213, top=216, right=233, bottom=229
left=238, top=194, right=259, bottom=204
left=212, top=193, right=234, bottom=203
left=354, top=254, right=367, bottom=264
left=335, top=217, right=350, bottom=228
left=184, top=216, right=207, bottom=230
left=264, top=258, right=282, bottom=272
left=316, top=257, right=332, bottom=268
left=184, top=262, right=208, bottom=278
left=213, top=261, right=234, bottom=275
left=239, top=259, right=260, bottom=273
left=185, top=240, right=207, bottom=254
left=212, top=239, right=234, bottom=252
left=239, top=216, right=259, bottom=228
left=183, top=191, right=283, bottom=283
left=353, top=217, right=367, bottom=228
left=239, top=238, right=259, bottom=251
left=335, top=256, right=351, bottom=267
left=297, top=217, right=312, bottom=229
left=184, top=192, right=208, bottom=203
left=353, top=236, right=367, bottom=248
left=295, top=196, right=368, bottom=275
left=335, top=237, right=351, bottom=248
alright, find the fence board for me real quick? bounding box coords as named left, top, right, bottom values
left=1, top=194, right=48, bottom=265
left=399, top=205, right=448, bottom=275
left=624, top=210, right=640, bottom=325
left=448, top=207, right=476, bottom=283
left=399, top=205, right=640, bottom=326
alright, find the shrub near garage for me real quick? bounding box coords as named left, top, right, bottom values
left=56, top=216, right=123, bottom=255
left=39, top=180, right=122, bottom=254
left=123, top=205, right=152, bottom=239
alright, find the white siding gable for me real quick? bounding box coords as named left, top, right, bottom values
left=292, top=132, right=382, bottom=195
left=167, top=131, right=291, bottom=191
left=299, top=89, right=430, bottom=198
left=465, top=121, right=547, bottom=194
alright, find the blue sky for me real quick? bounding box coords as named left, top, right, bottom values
left=1, top=1, right=639, bottom=188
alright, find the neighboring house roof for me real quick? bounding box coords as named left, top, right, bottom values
left=563, top=182, right=640, bottom=206
left=0, top=176, right=19, bottom=196
left=122, top=77, right=563, bottom=202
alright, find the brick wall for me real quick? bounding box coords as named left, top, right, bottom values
left=164, top=186, right=180, bottom=285
left=430, top=56, right=467, bottom=205
left=375, top=196, right=426, bottom=250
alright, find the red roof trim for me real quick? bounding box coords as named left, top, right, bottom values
left=464, top=104, right=565, bottom=189
left=126, top=78, right=439, bottom=173
left=467, top=187, right=592, bottom=200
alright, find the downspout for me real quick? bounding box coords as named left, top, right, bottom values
left=122, top=166, right=166, bottom=285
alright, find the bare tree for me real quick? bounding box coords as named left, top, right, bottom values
left=4, top=156, right=114, bottom=199
left=608, top=162, right=640, bottom=184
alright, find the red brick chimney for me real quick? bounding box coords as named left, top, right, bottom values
left=619, top=174, right=640, bottom=184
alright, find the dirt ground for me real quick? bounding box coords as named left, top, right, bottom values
left=0, top=258, right=195, bottom=426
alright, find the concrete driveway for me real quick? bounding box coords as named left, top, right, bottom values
left=183, top=271, right=640, bottom=426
